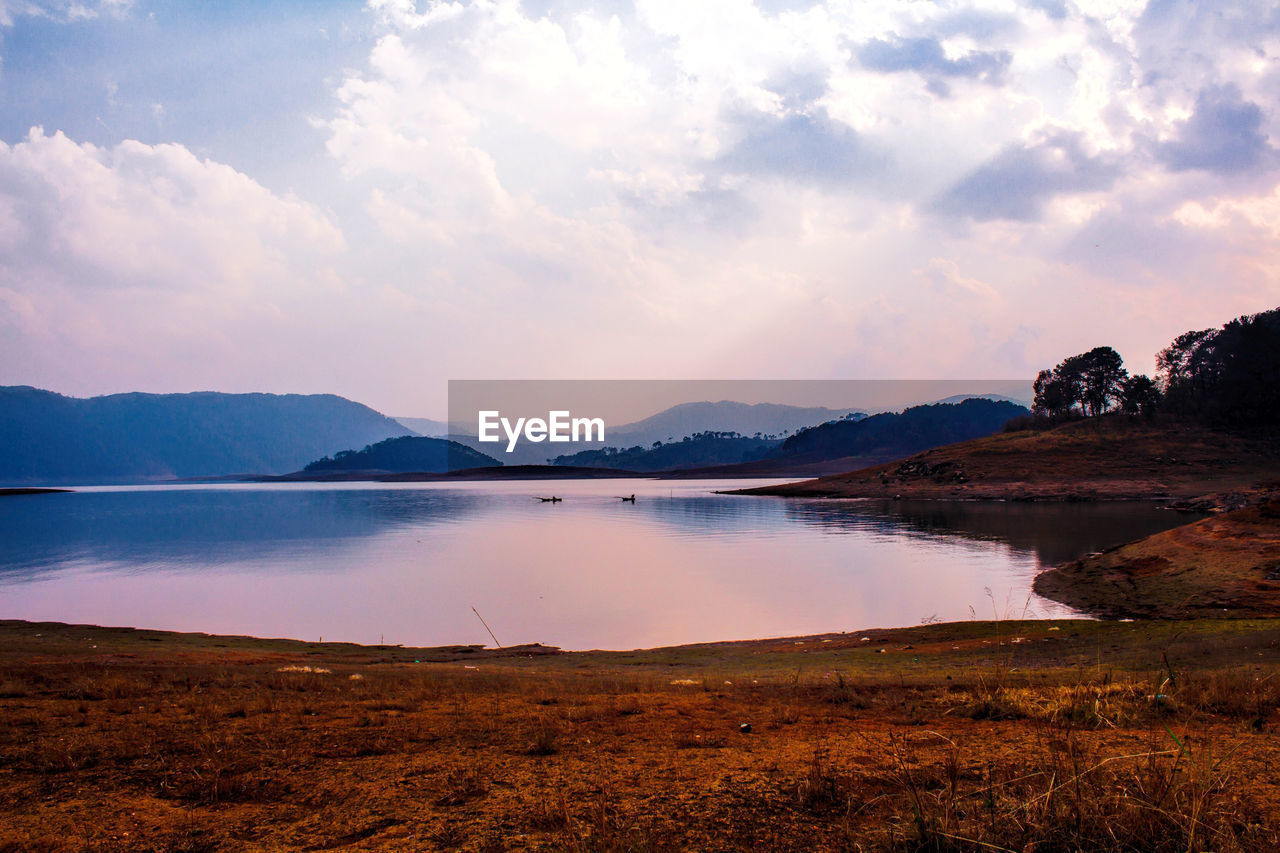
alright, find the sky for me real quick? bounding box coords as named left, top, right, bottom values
left=0, top=0, right=1277, bottom=418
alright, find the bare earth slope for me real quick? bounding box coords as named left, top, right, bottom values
left=736, top=418, right=1280, bottom=502
left=1034, top=499, right=1280, bottom=619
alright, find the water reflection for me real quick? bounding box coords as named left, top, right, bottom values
left=0, top=482, right=1202, bottom=649
left=782, top=499, right=1207, bottom=566
left=0, top=487, right=482, bottom=578
left=624, top=496, right=787, bottom=538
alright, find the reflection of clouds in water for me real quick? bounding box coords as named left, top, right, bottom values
left=0, top=483, right=1194, bottom=648
left=0, top=488, right=483, bottom=581
left=623, top=495, right=791, bottom=540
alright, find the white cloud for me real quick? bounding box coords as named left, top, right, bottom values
left=0, top=0, right=131, bottom=24
left=4, top=0, right=1279, bottom=412
left=0, top=129, right=346, bottom=394
left=1, top=128, right=342, bottom=291
left=303, top=1, right=1280, bottom=392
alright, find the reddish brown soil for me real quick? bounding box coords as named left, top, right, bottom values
left=2, top=618, right=1279, bottom=852
left=1035, top=499, right=1280, bottom=619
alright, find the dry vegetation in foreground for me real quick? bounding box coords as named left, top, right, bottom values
left=1, top=618, right=1279, bottom=852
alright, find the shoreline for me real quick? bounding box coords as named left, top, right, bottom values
left=1, top=616, right=1093, bottom=661
left=5, top=614, right=1280, bottom=689
left=1034, top=498, right=1280, bottom=619
left=0, top=608, right=1270, bottom=664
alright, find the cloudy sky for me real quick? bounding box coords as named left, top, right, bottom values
left=1, top=0, right=1277, bottom=417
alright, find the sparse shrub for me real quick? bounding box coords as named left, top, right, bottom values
left=794, top=745, right=853, bottom=813
left=887, top=725, right=1264, bottom=853
left=821, top=672, right=869, bottom=708
left=525, top=717, right=560, bottom=756
left=529, top=788, right=571, bottom=830
left=436, top=765, right=488, bottom=806
left=1172, top=670, right=1280, bottom=727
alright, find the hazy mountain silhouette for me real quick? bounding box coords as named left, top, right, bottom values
left=930, top=393, right=1032, bottom=408
left=303, top=435, right=499, bottom=474
left=392, top=416, right=449, bottom=437
left=0, top=386, right=414, bottom=484
left=770, top=399, right=1030, bottom=463
left=554, top=432, right=780, bottom=472
left=608, top=401, right=864, bottom=446
left=470, top=400, right=866, bottom=465
left=553, top=400, right=1027, bottom=474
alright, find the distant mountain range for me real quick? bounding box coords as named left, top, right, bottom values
left=392, top=417, right=448, bottom=437
left=931, top=393, right=1031, bottom=408
left=553, top=399, right=1028, bottom=474
left=772, top=398, right=1029, bottom=464
left=2, top=387, right=1030, bottom=484
left=553, top=432, right=781, bottom=472
left=302, top=436, right=498, bottom=475
left=0, top=386, right=413, bottom=484
left=605, top=401, right=865, bottom=445
left=451, top=400, right=866, bottom=465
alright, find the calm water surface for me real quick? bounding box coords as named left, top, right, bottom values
left=0, top=480, right=1200, bottom=649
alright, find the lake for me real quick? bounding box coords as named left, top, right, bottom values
left=0, top=480, right=1200, bottom=650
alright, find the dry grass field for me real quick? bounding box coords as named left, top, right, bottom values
left=2, top=618, right=1279, bottom=852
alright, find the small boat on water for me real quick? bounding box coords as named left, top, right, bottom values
left=535, top=496, right=562, bottom=503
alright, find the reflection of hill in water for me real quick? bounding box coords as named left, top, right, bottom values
left=784, top=500, right=1205, bottom=566
left=629, top=497, right=789, bottom=538
left=2, top=488, right=1206, bottom=590
left=0, top=489, right=481, bottom=579
left=627, top=496, right=1199, bottom=564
